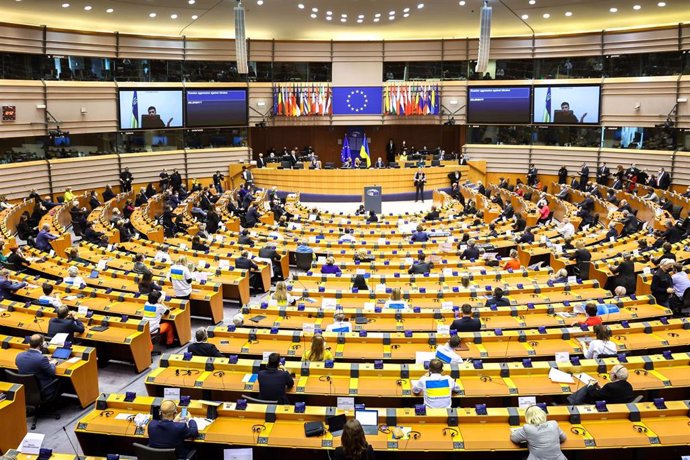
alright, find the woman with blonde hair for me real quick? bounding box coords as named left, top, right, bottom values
left=385, top=287, right=408, bottom=309
left=272, top=281, right=296, bottom=306
left=510, top=405, right=567, bottom=460
left=302, top=334, right=333, bottom=362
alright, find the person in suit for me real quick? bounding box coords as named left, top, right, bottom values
left=510, top=405, right=567, bottom=460
left=244, top=203, right=261, bottom=228
left=119, top=167, right=133, bottom=192
left=651, top=259, right=675, bottom=307
left=656, top=167, right=671, bottom=190
left=450, top=304, right=481, bottom=332
left=557, top=165, right=568, bottom=184
left=259, top=243, right=283, bottom=279
left=610, top=252, right=636, bottom=295
left=476, top=181, right=486, bottom=197
left=237, top=229, right=253, bottom=246
left=0, top=268, right=27, bottom=301
left=410, top=224, right=429, bottom=243
left=408, top=253, right=433, bottom=275
left=424, top=206, right=440, bottom=221
left=211, top=170, right=224, bottom=193
left=459, top=239, right=480, bottom=260
left=258, top=352, right=294, bottom=403
left=48, top=305, right=85, bottom=343
left=241, top=166, right=254, bottom=185
left=321, top=256, right=342, bottom=275
left=579, top=162, right=589, bottom=191
left=15, top=334, right=59, bottom=399
left=35, top=224, right=58, bottom=252
left=256, top=153, right=267, bottom=168
left=516, top=227, right=535, bottom=244
left=333, top=419, right=375, bottom=460
left=485, top=287, right=510, bottom=307
left=596, top=162, right=610, bottom=185
left=187, top=328, right=224, bottom=358
left=159, top=169, right=170, bottom=191
left=148, top=400, right=198, bottom=457
left=654, top=220, right=682, bottom=247
left=6, top=246, right=32, bottom=272
left=236, top=250, right=260, bottom=288
left=413, top=168, right=426, bottom=202
left=385, top=138, right=396, bottom=163
left=288, top=149, right=299, bottom=167
left=448, top=170, right=462, bottom=187
left=458, top=152, right=468, bottom=165
left=585, top=364, right=634, bottom=404
left=526, top=163, right=538, bottom=187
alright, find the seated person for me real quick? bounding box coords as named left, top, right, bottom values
left=585, top=364, right=634, bottom=404
left=450, top=304, right=481, bottom=332
left=412, top=359, right=461, bottom=409
left=272, top=281, right=296, bottom=306
left=295, top=240, right=314, bottom=254
left=574, top=302, right=602, bottom=328
left=326, top=312, right=352, bottom=333
left=435, top=335, right=464, bottom=364
left=132, top=254, right=152, bottom=276
left=557, top=218, right=575, bottom=239
left=352, top=274, right=369, bottom=291
left=63, top=265, right=85, bottom=288
left=15, top=334, right=59, bottom=399
left=384, top=287, right=408, bottom=309
left=459, top=239, right=480, bottom=260
left=485, top=287, right=510, bottom=307
left=138, top=271, right=163, bottom=295
left=38, top=283, right=62, bottom=309
left=503, top=249, right=521, bottom=270
left=410, top=225, right=429, bottom=243
left=353, top=250, right=374, bottom=263
left=258, top=352, right=294, bottom=404
left=366, top=210, right=378, bottom=223
left=154, top=245, right=172, bottom=264
left=302, top=334, right=334, bottom=362
left=338, top=228, right=356, bottom=244
left=191, top=235, right=209, bottom=252
left=35, top=224, right=58, bottom=252
left=424, top=206, right=440, bottom=221
left=48, top=305, right=85, bottom=343
left=516, top=227, right=535, bottom=244
left=408, top=253, right=433, bottom=275
left=147, top=399, right=198, bottom=458
left=187, top=328, right=224, bottom=358
left=236, top=250, right=260, bottom=288
left=143, top=291, right=174, bottom=348
left=238, top=229, right=254, bottom=246
left=549, top=268, right=569, bottom=284
left=321, top=256, right=342, bottom=275
left=583, top=325, right=616, bottom=359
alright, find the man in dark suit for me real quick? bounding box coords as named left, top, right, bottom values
left=0, top=268, right=27, bottom=300
left=526, top=163, right=538, bottom=187
left=516, top=227, right=535, bottom=244
left=424, top=206, right=440, bottom=221
left=236, top=250, right=261, bottom=289
left=288, top=150, right=299, bottom=167
left=385, top=139, right=396, bottom=163
left=259, top=242, right=283, bottom=279
left=159, top=169, right=170, bottom=191
left=579, top=163, right=589, bottom=191
left=148, top=400, right=198, bottom=457
left=450, top=304, right=481, bottom=332
left=187, top=328, right=224, bottom=357
left=558, top=165, right=568, bottom=184
left=619, top=210, right=638, bottom=237
left=476, top=181, right=486, bottom=196
left=15, top=334, right=59, bottom=398
left=48, top=306, right=85, bottom=343
left=244, top=204, right=261, bottom=228
left=586, top=364, right=634, bottom=404
left=596, top=162, right=610, bottom=185
left=256, top=153, right=267, bottom=168
left=448, top=170, right=462, bottom=187
left=408, top=253, right=433, bottom=275
left=119, top=167, right=133, bottom=192
left=654, top=220, right=683, bottom=247
left=459, top=239, right=480, bottom=260
left=258, top=353, right=294, bottom=403
left=374, top=157, right=385, bottom=169
left=413, top=168, right=426, bottom=202
left=170, top=169, right=183, bottom=192
left=656, top=167, right=671, bottom=190
left=485, top=287, right=510, bottom=307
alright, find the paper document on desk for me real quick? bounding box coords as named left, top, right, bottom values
left=191, top=417, right=214, bottom=431
left=555, top=312, right=576, bottom=318
left=18, top=432, right=44, bottom=454
left=96, top=259, right=108, bottom=271
left=219, top=260, right=230, bottom=270
left=67, top=357, right=81, bottom=364
left=576, top=336, right=594, bottom=346
left=65, top=295, right=78, bottom=301
left=115, top=413, right=135, bottom=420
left=375, top=284, right=386, bottom=293
left=224, top=448, right=253, bottom=460
left=548, top=367, right=574, bottom=384
left=575, top=373, right=597, bottom=385
left=49, top=333, right=68, bottom=346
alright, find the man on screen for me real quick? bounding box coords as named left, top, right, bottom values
left=554, top=102, right=587, bottom=124
left=142, top=106, right=174, bottom=129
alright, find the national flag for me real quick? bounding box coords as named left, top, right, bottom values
left=130, top=90, right=139, bottom=129
left=359, top=133, right=371, bottom=168
left=340, top=135, right=351, bottom=164
left=424, top=378, right=451, bottom=398
left=332, top=87, right=383, bottom=115
left=431, top=85, right=437, bottom=115
left=543, top=87, right=551, bottom=123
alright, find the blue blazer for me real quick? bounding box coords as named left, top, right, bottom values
left=15, top=349, right=56, bottom=391
left=148, top=419, right=199, bottom=456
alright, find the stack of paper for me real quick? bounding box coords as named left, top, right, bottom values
left=548, top=367, right=574, bottom=384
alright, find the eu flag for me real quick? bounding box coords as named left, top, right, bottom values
left=332, top=87, right=383, bottom=115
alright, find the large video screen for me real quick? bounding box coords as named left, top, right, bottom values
left=118, top=89, right=184, bottom=130
left=185, top=89, right=248, bottom=128
left=467, top=86, right=531, bottom=124
left=533, top=85, right=601, bottom=125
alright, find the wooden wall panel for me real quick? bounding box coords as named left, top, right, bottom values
left=603, top=27, right=679, bottom=55
left=185, top=39, right=236, bottom=61
left=530, top=146, right=598, bottom=177
left=186, top=148, right=251, bottom=181
left=0, top=160, right=50, bottom=199
left=677, top=76, right=690, bottom=129
left=118, top=35, right=185, bottom=60
left=489, top=37, right=533, bottom=60
left=332, top=42, right=383, bottom=63
left=0, top=80, right=47, bottom=138
left=119, top=151, right=186, bottom=187
left=682, top=24, right=690, bottom=51
left=48, top=155, right=120, bottom=195
left=0, top=23, right=43, bottom=54
left=442, top=39, right=468, bottom=61
left=45, top=82, right=118, bottom=134
left=601, top=77, right=678, bottom=127
left=45, top=30, right=117, bottom=58
left=462, top=144, right=530, bottom=175
left=384, top=41, right=442, bottom=62
left=534, top=33, right=602, bottom=59
left=440, top=82, right=467, bottom=125
left=249, top=40, right=273, bottom=62
left=274, top=41, right=331, bottom=62
left=673, top=151, right=690, bottom=186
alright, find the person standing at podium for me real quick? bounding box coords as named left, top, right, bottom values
left=414, top=168, right=426, bottom=202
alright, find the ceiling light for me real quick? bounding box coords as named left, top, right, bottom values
left=341, top=13, right=347, bottom=17
left=564, top=11, right=572, bottom=16
left=542, top=13, right=550, bottom=18
left=257, top=0, right=263, bottom=5
left=311, top=7, right=318, bottom=12
left=340, top=18, right=346, bottom=22
left=389, top=15, right=395, bottom=20
left=375, top=13, right=381, bottom=17
left=633, top=4, right=641, bottom=9
left=297, top=3, right=304, bottom=9
left=326, top=16, right=332, bottom=20
left=657, top=1, right=666, bottom=5
left=403, top=7, right=410, bottom=12
left=170, top=13, right=178, bottom=18
left=357, top=18, right=363, bottom=23
left=528, top=0, right=535, bottom=4
left=358, top=14, right=364, bottom=18
left=373, top=17, right=380, bottom=22
left=191, top=14, right=198, bottom=19
left=459, top=0, right=466, bottom=5
left=326, top=10, right=332, bottom=15
left=521, top=13, right=528, bottom=19
left=417, top=3, right=424, bottom=8
left=84, top=5, right=92, bottom=10
left=403, top=13, right=410, bottom=17
left=609, top=7, right=618, bottom=12
left=188, top=0, right=195, bottom=4
left=61, top=3, right=69, bottom=7
left=310, top=13, right=317, bottom=18
left=389, top=10, right=395, bottom=14
left=106, top=8, right=114, bottom=12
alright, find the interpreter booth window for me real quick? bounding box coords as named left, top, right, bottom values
left=603, top=127, right=677, bottom=151
left=383, top=62, right=407, bottom=81
left=533, top=126, right=602, bottom=148
left=408, top=61, right=443, bottom=80
left=0, top=52, right=48, bottom=80
left=45, top=132, right=119, bottom=158
left=441, top=61, right=468, bottom=80
left=183, top=61, right=243, bottom=82
left=534, top=56, right=603, bottom=79
left=114, top=59, right=183, bottom=82
left=684, top=51, right=690, bottom=74
left=249, top=62, right=273, bottom=82
left=308, top=62, right=332, bottom=82
left=0, top=136, right=50, bottom=163
left=46, top=55, right=112, bottom=81
left=493, top=59, right=534, bottom=80
left=273, top=62, right=308, bottom=82
left=467, top=126, right=533, bottom=145
left=678, top=129, right=690, bottom=151
left=185, top=128, right=248, bottom=149
left=117, top=130, right=185, bottom=154
left=467, top=61, right=494, bottom=80
left=604, top=51, right=683, bottom=77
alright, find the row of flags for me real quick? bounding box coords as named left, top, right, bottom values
left=273, top=84, right=332, bottom=117
left=340, top=134, right=371, bottom=167
left=384, top=84, right=440, bottom=116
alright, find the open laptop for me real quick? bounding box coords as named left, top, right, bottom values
left=355, top=409, right=379, bottom=435
left=52, top=347, right=72, bottom=361
left=327, top=414, right=347, bottom=437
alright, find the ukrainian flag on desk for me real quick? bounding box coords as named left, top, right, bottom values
left=359, top=134, right=371, bottom=168
left=543, top=87, right=551, bottom=123
left=425, top=378, right=451, bottom=398
left=130, top=91, right=138, bottom=129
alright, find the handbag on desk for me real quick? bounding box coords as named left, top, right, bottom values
left=304, top=421, right=325, bottom=437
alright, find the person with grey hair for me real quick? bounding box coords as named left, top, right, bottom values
left=35, top=223, right=58, bottom=252
left=585, top=364, right=634, bottom=404
left=232, top=313, right=244, bottom=327
left=187, top=328, right=224, bottom=357
left=651, top=258, right=675, bottom=307
left=510, top=405, right=567, bottom=460
left=63, top=266, right=85, bottom=288
left=326, top=311, right=352, bottom=333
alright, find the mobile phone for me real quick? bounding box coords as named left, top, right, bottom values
left=180, top=407, right=188, bottom=419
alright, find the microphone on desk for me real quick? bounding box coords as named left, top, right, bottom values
left=62, top=425, right=83, bottom=458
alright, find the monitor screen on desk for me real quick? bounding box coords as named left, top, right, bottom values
left=355, top=409, right=378, bottom=427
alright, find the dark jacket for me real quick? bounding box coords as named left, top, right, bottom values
left=485, top=296, right=510, bottom=307
left=651, top=268, right=673, bottom=305
left=0, top=277, right=27, bottom=300
left=450, top=316, right=481, bottom=332
left=15, top=349, right=56, bottom=393
left=236, top=256, right=259, bottom=271
left=408, top=262, right=432, bottom=275
left=611, top=261, right=636, bottom=295
left=187, top=342, right=224, bottom=358
left=148, top=419, right=199, bottom=457
left=258, top=368, right=294, bottom=403
left=586, top=379, right=634, bottom=404
left=333, top=445, right=375, bottom=460
left=48, top=317, right=85, bottom=342
left=460, top=247, right=480, bottom=260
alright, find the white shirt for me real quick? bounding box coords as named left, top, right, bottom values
left=558, top=222, right=575, bottom=239
left=142, top=301, right=167, bottom=333
left=435, top=343, right=463, bottom=364
left=63, top=276, right=85, bottom=288
left=154, top=251, right=172, bottom=264
left=169, top=264, right=193, bottom=297
left=338, top=234, right=356, bottom=243
left=672, top=271, right=690, bottom=298
left=38, top=295, right=62, bottom=308
left=413, top=373, right=460, bottom=408
left=584, top=340, right=616, bottom=359
left=326, top=321, right=352, bottom=333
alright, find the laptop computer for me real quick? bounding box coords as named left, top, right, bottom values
left=355, top=409, right=379, bottom=435
left=327, top=414, right=347, bottom=437
left=52, top=347, right=72, bottom=360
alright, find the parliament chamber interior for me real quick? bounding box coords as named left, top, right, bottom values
left=0, top=0, right=690, bottom=459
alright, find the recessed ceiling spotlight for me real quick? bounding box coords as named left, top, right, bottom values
left=459, top=0, right=466, bottom=5
left=403, top=12, right=410, bottom=17
left=61, top=3, right=69, bottom=7
left=564, top=11, right=572, bottom=16
left=389, top=10, right=395, bottom=14
left=106, top=8, right=114, bottom=12
left=542, top=12, right=550, bottom=18
left=326, top=16, right=332, bottom=20
left=528, top=0, right=536, bottom=5
left=521, top=14, right=528, bottom=19
left=257, top=0, right=263, bottom=5
left=373, top=17, right=380, bottom=22
left=84, top=5, right=92, bottom=10
left=389, top=15, right=395, bottom=20
left=326, top=10, right=332, bottom=15
left=170, top=13, right=178, bottom=18
left=188, top=0, right=195, bottom=4
left=358, top=14, right=364, bottom=18
left=609, top=7, right=618, bottom=12
left=340, top=18, right=346, bottom=22
left=310, top=13, right=317, bottom=18
left=657, top=1, right=666, bottom=6
left=403, top=7, right=410, bottom=12
left=341, top=13, right=347, bottom=17
left=633, top=4, right=641, bottom=9
left=149, top=12, right=156, bottom=17
left=191, top=14, right=198, bottom=19
left=375, top=13, right=381, bottom=17
left=357, top=18, right=363, bottom=23
left=311, top=7, right=318, bottom=12
left=297, top=3, right=304, bottom=9
left=417, top=3, right=424, bottom=8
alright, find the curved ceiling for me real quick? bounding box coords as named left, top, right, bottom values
left=2, top=0, right=689, bottom=40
